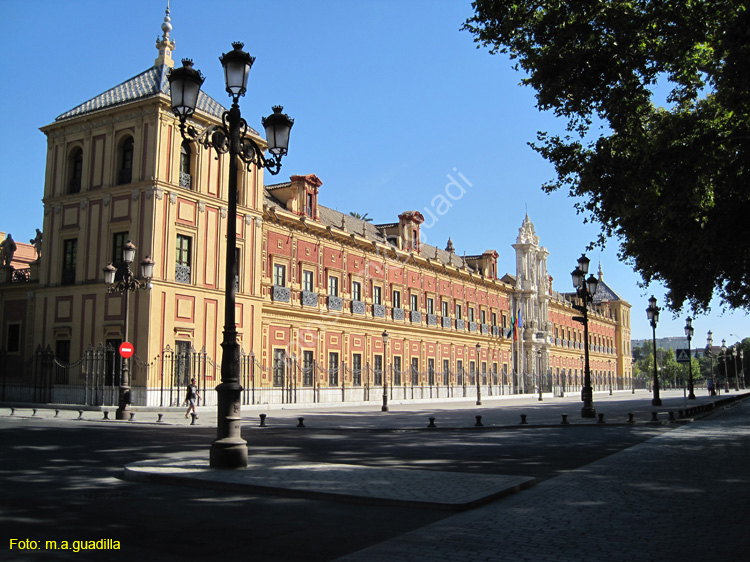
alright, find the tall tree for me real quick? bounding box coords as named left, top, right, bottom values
left=463, top=1, right=750, bottom=312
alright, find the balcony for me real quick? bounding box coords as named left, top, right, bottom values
left=410, top=311, right=421, bottom=324
left=373, top=304, right=386, bottom=318
left=351, top=300, right=366, bottom=315
left=442, top=316, right=452, bottom=329
left=469, top=321, right=477, bottom=332
left=327, top=295, right=343, bottom=311
left=175, top=263, right=191, bottom=284
left=481, top=323, right=489, bottom=335
left=427, top=313, right=437, bottom=326
left=301, top=290, right=318, bottom=307
left=179, top=171, right=192, bottom=190
left=456, top=319, right=465, bottom=331
left=392, top=307, right=404, bottom=321
left=272, top=285, right=290, bottom=303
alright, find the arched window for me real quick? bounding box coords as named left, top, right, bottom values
left=68, top=148, right=83, bottom=194
left=179, top=142, right=192, bottom=189
left=118, top=136, right=134, bottom=185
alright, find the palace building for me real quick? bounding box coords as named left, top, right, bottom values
left=0, top=9, right=632, bottom=407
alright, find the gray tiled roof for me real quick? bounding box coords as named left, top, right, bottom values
left=264, top=189, right=472, bottom=270
left=593, top=278, right=624, bottom=303
left=55, top=64, right=229, bottom=125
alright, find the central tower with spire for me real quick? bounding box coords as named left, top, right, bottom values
left=155, top=3, right=176, bottom=68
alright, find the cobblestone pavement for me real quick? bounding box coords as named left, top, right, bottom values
left=334, top=398, right=750, bottom=562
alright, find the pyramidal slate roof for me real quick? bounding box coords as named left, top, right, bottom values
left=54, top=64, right=227, bottom=123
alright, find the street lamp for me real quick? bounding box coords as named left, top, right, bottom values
left=475, top=342, right=482, bottom=405
left=381, top=330, right=389, bottom=412
left=685, top=317, right=695, bottom=399
left=168, top=44, right=293, bottom=469
left=740, top=350, right=745, bottom=389
left=707, top=331, right=716, bottom=395
left=571, top=253, right=598, bottom=418
left=721, top=339, right=728, bottom=392
left=731, top=347, right=740, bottom=391
left=103, top=241, right=154, bottom=420
left=646, top=296, right=661, bottom=406
left=537, top=349, right=543, bottom=401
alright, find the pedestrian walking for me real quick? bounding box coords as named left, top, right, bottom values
left=707, top=377, right=715, bottom=396
left=185, top=378, right=200, bottom=418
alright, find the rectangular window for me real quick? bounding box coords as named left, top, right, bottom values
left=55, top=339, right=71, bottom=367
left=392, top=290, right=401, bottom=309
left=410, top=293, right=418, bottom=311
left=303, top=350, right=314, bottom=387
left=374, top=355, right=383, bottom=386
left=111, top=232, right=128, bottom=267
left=6, top=323, right=21, bottom=354
left=62, top=239, right=77, bottom=285
left=411, top=357, right=419, bottom=385
left=470, top=361, right=476, bottom=385
left=176, top=234, right=191, bottom=283
left=394, top=356, right=402, bottom=386
left=328, top=274, right=339, bottom=296
left=469, top=308, right=475, bottom=322
left=273, top=263, right=286, bottom=287
left=306, top=192, right=314, bottom=217
left=273, top=349, right=286, bottom=387
left=373, top=285, right=382, bottom=305
left=457, top=360, right=464, bottom=385
left=443, top=359, right=450, bottom=385
left=303, top=270, right=314, bottom=292
left=442, top=300, right=449, bottom=317
left=481, top=310, right=486, bottom=324
left=234, top=248, right=241, bottom=292
left=456, top=304, right=462, bottom=320
left=426, top=298, right=434, bottom=315
left=428, top=358, right=435, bottom=385
left=352, top=353, right=362, bottom=386
left=482, top=362, right=487, bottom=384
left=352, top=280, right=362, bottom=302
left=492, top=312, right=497, bottom=327
left=329, top=352, right=339, bottom=386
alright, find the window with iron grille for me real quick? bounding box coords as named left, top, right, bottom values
left=303, top=270, right=314, bottom=292
left=392, top=290, right=400, bottom=309
left=352, top=353, right=362, bottom=386
left=352, top=280, right=361, bottom=302
left=303, top=350, right=314, bottom=387
left=457, top=360, right=463, bottom=385
left=373, top=285, right=382, bottom=305
left=443, top=359, right=450, bottom=385
left=393, top=356, right=402, bottom=386
left=329, top=352, right=339, bottom=386
left=179, top=143, right=192, bottom=189
left=328, top=274, right=339, bottom=296
left=374, top=355, right=383, bottom=386
left=273, top=349, right=286, bottom=387
left=411, top=357, right=419, bottom=385
left=176, top=235, right=191, bottom=283
left=62, top=239, right=77, bottom=285
left=274, top=263, right=286, bottom=287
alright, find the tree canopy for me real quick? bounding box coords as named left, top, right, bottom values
left=463, top=1, right=750, bottom=313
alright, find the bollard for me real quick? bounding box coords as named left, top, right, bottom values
left=597, top=413, right=606, bottom=424
left=627, top=413, right=635, bottom=423
left=427, top=417, right=436, bottom=428
left=77, top=410, right=84, bottom=420
left=157, top=413, right=164, bottom=423
left=297, top=417, right=305, bottom=428
left=259, top=413, right=267, bottom=427
left=55, top=409, right=60, bottom=418
left=190, top=412, right=197, bottom=425
left=129, top=412, right=136, bottom=421
left=10, top=408, right=15, bottom=415
left=561, top=414, right=569, bottom=425
left=475, top=415, right=483, bottom=427
left=520, top=414, right=528, bottom=425
left=651, top=412, right=659, bottom=422
left=32, top=408, right=38, bottom=417
left=103, top=411, right=110, bottom=420
left=668, top=411, right=675, bottom=421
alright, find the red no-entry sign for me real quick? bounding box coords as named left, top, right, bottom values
left=119, top=342, right=134, bottom=358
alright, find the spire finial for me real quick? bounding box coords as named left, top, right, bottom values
left=155, top=2, right=176, bottom=68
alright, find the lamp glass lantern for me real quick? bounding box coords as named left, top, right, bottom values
left=220, top=42, right=255, bottom=98
left=140, top=257, right=155, bottom=280
left=586, top=274, right=598, bottom=296
left=122, top=241, right=136, bottom=265
left=571, top=267, right=583, bottom=290
left=577, top=254, right=590, bottom=275
left=382, top=330, right=389, bottom=345
left=262, top=106, right=294, bottom=156
left=168, top=59, right=204, bottom=118
left=103, top=263, right=117, bottom=286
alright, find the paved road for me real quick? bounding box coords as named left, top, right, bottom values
left=1, top=390, right=747, bottom=561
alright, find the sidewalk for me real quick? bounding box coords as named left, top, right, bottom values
left=334, top=397, right=750, bottom=562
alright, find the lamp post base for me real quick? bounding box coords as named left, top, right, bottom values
left=651, top=397, right=662, bottom=406
left=210, top=438, right=248, bottom=469
left=581, top=406, right=597, bottom=418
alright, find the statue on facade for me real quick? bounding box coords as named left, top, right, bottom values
left=30, top=229, right=42, bottom=260
left=0, top=233, right=17, bottom=266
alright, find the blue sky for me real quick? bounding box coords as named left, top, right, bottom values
left=0, top=0, right=746, bottom=345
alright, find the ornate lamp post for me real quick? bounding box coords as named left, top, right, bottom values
left=571, top=254, right=598, bottom=418
left=740, top=350, right=745, bottom=389
left=168, top=44, right=293, bottom=469
left=646, top=296, right=661, bottom=406
left=721, top=339, right=728, bottom=392
left=685, top=317, right=695, bottom=399
left=381, top=330, right=389, bottom=412
left=475, top=343, right=482, bottom=405
left=103, top=241, right=154, bottom=420
left=731, top=347, right=740, bottom=391
left=537, top=349, right=543, bottom=401
left=707, top=331, right=716, bottom=395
